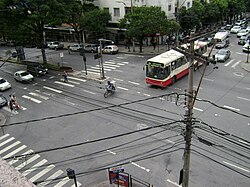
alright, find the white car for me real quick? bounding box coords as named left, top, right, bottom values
left=230, top=26, right=241, bottom=34
left=242, top=42, right=250, bottom=53
left=68, top=44, right=84, bottom=52
left=237, top=29, right=249, bottom=38
left=48, top=41, right=64, bottom=50
left=102, top=45, right=119, bottom=54
left=0, top=78, right=11, bottom=91
left=14, top=70, right=34, bottom=83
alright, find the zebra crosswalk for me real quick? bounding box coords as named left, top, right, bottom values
left=85, top=60, right=129, bottom=74
left=0, top=134, right=81, bottom=187
left=224, top=59, right=241, bottom=68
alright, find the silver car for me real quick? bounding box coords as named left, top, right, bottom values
left=14, top=70, right=34, bottom=83
left=215, top=49, right=231, bottom=62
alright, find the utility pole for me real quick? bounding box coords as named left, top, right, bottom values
left=182, top=33, right=195, bottom=187
left=176, top=0, right=179, bottom=46
left=131, top=0, right=136, bottom=52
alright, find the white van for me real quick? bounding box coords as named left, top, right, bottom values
left=214, top=31, right=230, bottom=42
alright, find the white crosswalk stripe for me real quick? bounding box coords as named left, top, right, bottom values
left=89, top=66, right=111, bottom=71
left=22, top=95, right=42, bottom=103
left=231, top=60, right=241, bottom=68
left=224, top=59, right=234, bottom=67
left=54, top=81, right=75, bottom=87
left=0, top=134, right=82, bottom=186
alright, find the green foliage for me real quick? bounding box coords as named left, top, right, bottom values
left=119, top=6, right=168, bottom=41
left=80, top=9, right=111, bottom=40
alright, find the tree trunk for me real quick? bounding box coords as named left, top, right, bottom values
left=139, top=38, right=143, bottom=53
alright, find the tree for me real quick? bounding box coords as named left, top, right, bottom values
left=80, top=8, right=111, bottom=42
left=0, top=0, right=67, bottom=64
left=119, top=6, right=169, bottom=53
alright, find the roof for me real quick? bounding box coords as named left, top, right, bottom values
left=147, top=49, right=184, bottom=66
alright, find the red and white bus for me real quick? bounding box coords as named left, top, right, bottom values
left=145, top=49, right=189, bottom=87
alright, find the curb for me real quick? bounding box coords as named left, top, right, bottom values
left=68, top=71, right=109, bottom=83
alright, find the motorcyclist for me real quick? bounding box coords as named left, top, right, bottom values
left=106, top=81, right=114, bottom=92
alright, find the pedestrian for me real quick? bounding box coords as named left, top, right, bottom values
left=9, top=100, right=14, bottom=113
left=63, top=71, right=68, bottom=82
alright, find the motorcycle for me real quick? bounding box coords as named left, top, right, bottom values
left=104, top=82, right=116, bottom=98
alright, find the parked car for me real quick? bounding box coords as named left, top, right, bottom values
left=14, top=70, right=34, bottom=83
left=48, top=41, right=64, bottom=50
left=83, top=44, right=99, bottom=53
left=102, top=45, right=119, bottom=54
left=230, top=26, right=241, bottom=33
left=0, top=95, right=8, bottom=108
left=0, top=78, right=11, bottom=91
left=215, top=49, right=231, bottom=62
left=215, top=39, right=229, bottom=49
left=225, top=24, right=233, bottom=30
left=238, top=35, right=250, bottom=45
left=68, top=44, right=84, bottom=52
left=199, top=36, right=214, bottom=46
left=237, top=29, right=249, bottom=38
left=27, top=63, right=48, bottom=76
left=242, top=42, right=250, bottom=53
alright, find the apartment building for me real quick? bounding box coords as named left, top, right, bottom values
left=92, top=0, right=193, bottom=23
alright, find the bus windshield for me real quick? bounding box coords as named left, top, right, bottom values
left=146, top=61, right=170, bottom=80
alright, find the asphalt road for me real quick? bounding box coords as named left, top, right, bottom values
left=0, top=33, right=250, bottom=187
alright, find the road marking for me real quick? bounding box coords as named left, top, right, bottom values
left=223, top=105, right=240, bottom=112
left=21, top=106, right=27, bottom=110
left=223, top=161, right=250, bottom=173
left=89, top=66, right=111, bottom=71
left=193, top=107, right=204, bottom=112
left=15, top=154, right=40, bottom=170
left=8, top=149, right=33, bottom=165
left=83, top=90, right=96, bottom=95
left=22, top=159, right=47, bottom=176
left=59, top=79, right=80, bottom=84
left=29, top=92, right=49, bottom=100
left=43, top=86, right=62, bottom=93
left=53, top=177, right=70, bottom=187
left=238, top=139, right=250, bottom=146
left=128, top=81, right=140, bottom=85
left=224, top=59, right=234, bottom=67
left=246, top=88, right=250, bottom=90
left=143, top=93, right=151, bottom=97
left=113, top=78, right=123, bottom=81
left=117, top=86, right=128, bottom=91
left=71, top=182, right=81, bottom=187
left=49, top=76, right=54, bottom=79
left=29, top=164, right=55, bottom=182
left=0, top=137, right=15, bottom=147
left=120, top=61, right=129, bottom=64
left=0, top=134, right=10, bottom=141
left=38, top=170, right=63, bottom=186
left=116, top=57, right=125, bottom=59
left=22, top=95, right=42, bottom=103
left=54, top=81, right=75, bottom=87
left=231, top=60, right=241, bottom=68
left=107, top=150, right=116, bottom=155
left=0, top=141, right=21, bottom=155
left=131, top=162, right=150, bottom=172
left=237, top=96, right=250, bottom=102
left=102, top=65, right=116, bottom=69
left=103, top=63, right=120, bottom=67
left=167, top=179, right=181, bottom=187
left=236, top=52, right=245, bottom=55
left=68, top=77, right=87, bottom=82
left=117, top=63, right=125, bottom=66
left=104, top=61, right=117, bottom=64
left=203, top=78, right=214, bottom=82
left=234, top=72, right=244, bottom=77
left=2, top=145, right=27, bottom=159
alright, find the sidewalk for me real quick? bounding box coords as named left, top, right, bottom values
left=240, top=61, right=250, bottom=72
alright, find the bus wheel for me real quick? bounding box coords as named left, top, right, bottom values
left=172, top=76, right=176, bottom=84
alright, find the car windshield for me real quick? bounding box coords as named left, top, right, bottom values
left=233, top=26, right=241, bottom=29
left=217, top=50, right=227, bottom=55
left=20, top=72, right=29, bottom=76
left=238, top=30, right=246, bottom=33
left=0, top=79, right=6, bottom=84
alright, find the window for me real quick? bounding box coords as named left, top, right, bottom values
left=171, top=61, right=176, bottom=70
left=114, top=8, right=120, bottom=17
left=103, top=8, right=109, bottom=13
left=125, top=7, right=131, bottom=14
left=187, top=2, right=191, bottom=8
left=168, top=5, right=171, bottom=11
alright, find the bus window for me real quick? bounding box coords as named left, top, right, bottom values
left=171, top=61, right=176, bottom=70
left=146, top=62, right=169, bottom=80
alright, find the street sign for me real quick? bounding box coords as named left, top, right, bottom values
left=109, top=166, right=124, bottom=173
left=60, top=52, right=64, bottom=58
